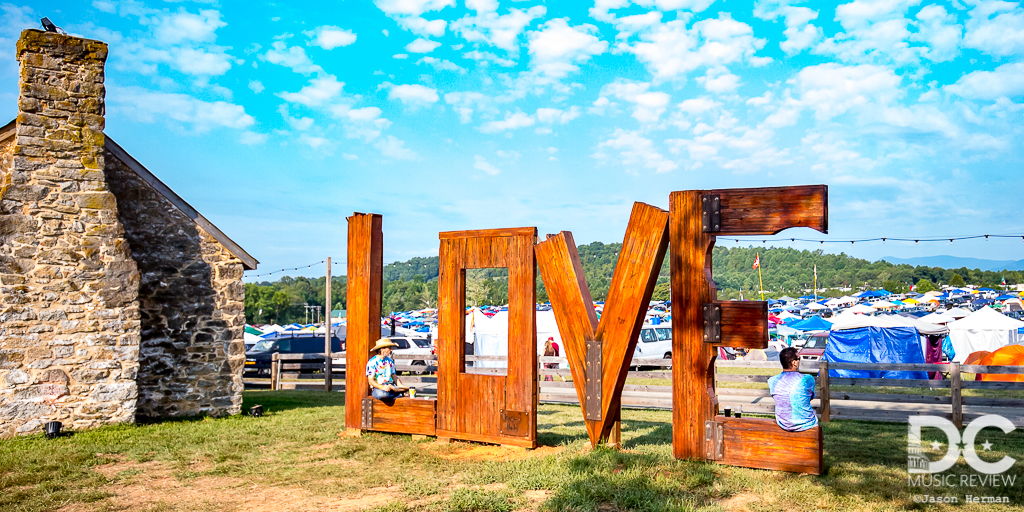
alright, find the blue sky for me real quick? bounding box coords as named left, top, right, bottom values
left=1, top=0, right=1022, bottom=280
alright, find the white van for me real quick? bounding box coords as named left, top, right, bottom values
left=632, top=325, right=672, bottom=363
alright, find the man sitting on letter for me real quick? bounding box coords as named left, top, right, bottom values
left=768, top=347, right=818, bottom=431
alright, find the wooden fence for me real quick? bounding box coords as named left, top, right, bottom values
left=244, top=355, right=1024, bottom=426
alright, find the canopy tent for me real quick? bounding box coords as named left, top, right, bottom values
left=945, top=308, right=972, bottom=319
left=831, top=312, right=949, bottom=336
left=920, top=311, right=954, bottom=324
left=244, top=325, right=264, bottom=336
left=848, top=304, right=877, bottom=314
left=871, top=300, right=897, bottom=309
left=823, top=326, right=928, bottom=379
left=788, top=316, right=833, bottom=331
left=805, top=302, right=828, bottom=310
left=947, top=307, right=1024, bottom=363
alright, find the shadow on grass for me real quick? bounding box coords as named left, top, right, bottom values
left=241, top=390, right=346, bottom=414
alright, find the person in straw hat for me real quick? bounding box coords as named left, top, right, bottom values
left=366, top=338, right=409, bottom=401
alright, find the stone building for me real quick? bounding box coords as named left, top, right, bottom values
left=0, top=29, right=257, bottom=437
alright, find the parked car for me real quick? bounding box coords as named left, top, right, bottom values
left=245, top=332, right=343, bottom=375
left=390, top=336, right=433, bottom=374
left=633, top=325, right=672, bottom=368
left=797, top=331, right=829, bottom=362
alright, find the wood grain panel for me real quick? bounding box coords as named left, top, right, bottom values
left=711, top=185, right=828, bottom=235
left=671, top=185, right=827, bottom=467
left=537, top=203, right=668, bottom=447
left=438, top=228, right=537, bottom=447
left=716, top=417, right=823, bottom=475
left=535, top=231, right=599, bottom=441
left=670, top=191, right=716, bottom=460
left=594, top=202, right=669, bottom=442
left=370, top=398, right=437, bottom=435
left=716, top=301, right=768, bottom=349
left=345, top=213, right=382, bottom=430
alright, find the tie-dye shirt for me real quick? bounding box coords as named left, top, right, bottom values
left=365, top=354, right=396, bottom=385
left=768, top=371, right=818, bottom=432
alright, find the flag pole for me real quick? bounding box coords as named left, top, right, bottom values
left=814, top=265, right=818, bottom=302
left=757, top=253, right=765, bottom=301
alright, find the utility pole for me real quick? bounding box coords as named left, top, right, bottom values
left=325, top=257, right=333, bottom=392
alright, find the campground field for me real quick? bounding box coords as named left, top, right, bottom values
left=2, top=390, right=1023, bottom=512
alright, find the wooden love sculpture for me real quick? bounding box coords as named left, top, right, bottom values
left=345, top=185, right=828, bottom=473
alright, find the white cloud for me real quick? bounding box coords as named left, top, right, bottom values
left=479, top=111, right=535, bottom=132
left=109, top=87, right=254, bottom=133
left=329, top=104, right=392, bottom=141
left=343, top=153, right=359, bottom=160
left=754, top=3, right=823, bottom=55
left=444, top=91, right=489, bottom=123
left=416, top=56, right=467, bottom=73
left=464, top=50, right=517, bottom=67
left=262, top=40, right=323, bottom=74
left=405, top=37, right=441, bottom=53
left=278, top=75, right=345, bottom=106
left=279, top=105, right=315, bottom=131
left=474, top=155, right=501, bottom=175
left=591, top=0, right=716, bottom=22
left=697, top=68, right=740, bottom=93
left=813, top=0, right=931, bottom=65
left=306, top=26, right=357, bottom=50
left=677, top=97, right=720, bottom=114
left=375, top=135, right=418, bottom=160
left=173, top=47, right=232, bottom=75
left=393, top=53, right=409, bottom=59
left=791, top=63, right=901, bottom=119
left=387, top=83, right=440, bottom=106
left=375, top=0, right=453, bottom=36
left=597, top=129, right=677, bottom=173
left=451, top=5, right=546, bottom=51
left=945, top=62, right=1024, bottom=100
left=527, top=18, right=608, bottom=79
left=963, top=1, right=1024, bottom=57
left=248, top=80, right=265, bottom=94
left=299, top=134, right=330, bottom=149
left=535, top=107, right=581, bottom=124
left=599, top=81, right=671, bottom=122
left=912, top=5, right=962, bottom=62
left=155, top=9, right=225, bottom=44
left=617, top=13, right=767, bottom=83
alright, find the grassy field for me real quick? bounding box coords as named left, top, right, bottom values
left=2, top=390, right=1023, bottom=511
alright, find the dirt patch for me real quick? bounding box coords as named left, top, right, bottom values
left=718, top=492, right=759, bottom=511
left=433, top=443, right=564, bottom=461
left=59, top=459, right=400, bottom=512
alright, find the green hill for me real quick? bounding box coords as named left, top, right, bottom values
left=245, top=244, right=1020, bottom=323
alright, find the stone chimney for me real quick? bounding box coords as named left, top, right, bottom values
left=0, top=29, right=140, bottom=437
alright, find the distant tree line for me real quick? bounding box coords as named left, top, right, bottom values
left=244, top=244, right=1020, bottom=323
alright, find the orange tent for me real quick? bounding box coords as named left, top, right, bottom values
left=964, top=351, right=991, bottom=366
left=976, top=345, right=1024, bottom=382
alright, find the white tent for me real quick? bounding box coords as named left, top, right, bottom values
left=945, top=308, right=972, bottom=319
left=947, top=307, right=1024, bottom=362
left=871, top=300, right=897, bottom=309
left=848, top=304, right=876, bottom=314
left=465, top=309, right=567, bottom=369
left=805, top=302, right=827, bottom=310
left=831, top=312, right=949, bottom=336
left=920, top=311, right=954, bottom=324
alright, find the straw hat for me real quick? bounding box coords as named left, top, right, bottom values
left=371, top=338, right=398, bottom=352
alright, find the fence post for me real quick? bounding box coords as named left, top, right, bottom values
left=951, top=362, right=962, bottom=429
left=271, top=352, right=280, bottom=391
left=819, top=360, right=830, bottom=423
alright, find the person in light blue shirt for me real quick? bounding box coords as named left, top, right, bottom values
left=768, top=347, right=819, bottom=432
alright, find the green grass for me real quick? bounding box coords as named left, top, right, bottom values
left=2, top=391, right=1024, bottom=511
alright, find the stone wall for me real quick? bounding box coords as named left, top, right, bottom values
left=105, top=154, right=246, bottom=419
left=0, top=30, right=140, bottom=437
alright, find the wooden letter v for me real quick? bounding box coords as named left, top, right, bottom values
left=535, top=202, right=669, bottom=446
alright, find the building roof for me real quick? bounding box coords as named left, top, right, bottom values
left=0, top=120, right=258, bottom=270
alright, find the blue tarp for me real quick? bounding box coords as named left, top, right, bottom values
left=788, top=316, right=833, bottom=331
left=824, top=326, right=927, bottom=379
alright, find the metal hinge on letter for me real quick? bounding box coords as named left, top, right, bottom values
left=585, top=340, right=602, bottom=421
left=703, top=303, right=722, bottom=343
left=701, top=194, right=721, bottom=233
left=704, top=420, right=724, bottom=460
left=361, top=397, right=373, bottom=429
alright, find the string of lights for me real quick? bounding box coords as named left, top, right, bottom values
left=723, top=234, right=1024, bottom=245
left=244, top=259, right=347, bottom=278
